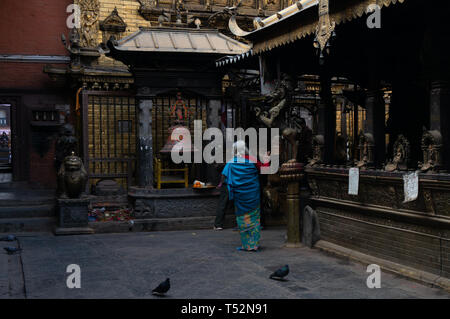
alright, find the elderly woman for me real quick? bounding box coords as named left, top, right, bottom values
left=220, top=140, right=265, bottom=251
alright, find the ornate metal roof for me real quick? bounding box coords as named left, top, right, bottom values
left=229, top=0, right=408, bottom=54
left=108, top=27, right=251, bottom=55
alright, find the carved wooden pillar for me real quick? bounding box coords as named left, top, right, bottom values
left=206, top=98, right=222, bottom=184
left=430, top=81, right=450, bottom=170
left=365, top=89, right=385, bottom=167
left=137, top=97, right=154, bottom=188
left=318, top=71, right=335, bottom=164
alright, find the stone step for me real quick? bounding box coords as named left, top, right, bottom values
left=0, top=198, right=55, bottom=207
left=90, top=215, right=237, bottom=234
left=0, top=242, right=7, bottom=298
left=0, top=192, right=55, bottom=207
left=0, top=217, right=55, bottom=233
left=0, top=204, right=55, bottom=219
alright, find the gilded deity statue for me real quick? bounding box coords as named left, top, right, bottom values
left=356, top=132, right=374, bottom=169
left=79, top=0, right=100, bottom=48
left=385, top=134, right=410, bottom=172
left=420, top=129, right=443, bottom=173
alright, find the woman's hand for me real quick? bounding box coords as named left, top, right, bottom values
left=216, top=183, right=223, bottom=189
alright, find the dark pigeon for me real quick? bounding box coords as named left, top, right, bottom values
left=270, top=265, right=289, bottom=281
left=0, top=235, right=16, bottom=242
left=152, top=278, right=170, bottom=296
left=4, top=247, right=22, bottom=255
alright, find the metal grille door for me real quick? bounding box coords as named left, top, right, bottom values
left=82, top=91, right=137, bottom=191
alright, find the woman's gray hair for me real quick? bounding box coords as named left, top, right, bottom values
left=233, top=140, right=248, bottom=158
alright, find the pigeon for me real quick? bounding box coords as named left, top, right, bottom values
left=0, top=235, right=16, bottom=242
left=4, top=247, right=22, bottom=255
left=269, top=265, right=289, bottom=281
left=152, top=278, right=170, bottom=296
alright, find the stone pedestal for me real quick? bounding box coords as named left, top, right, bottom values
left=279, top=161, right=304, bottom=248
left=54, top=198, right=93, bottom=235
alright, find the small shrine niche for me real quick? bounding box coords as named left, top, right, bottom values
left=356, top=132, right=374, bottom=169
left=385, top=134, right=410, bottom=172
left=420, top=129, right=443, bottom=173
left=100, top=7, right=127, bottom=44
left=152, top=92, right=207, bottom=189
left=307, top=135, right=324, bottom=167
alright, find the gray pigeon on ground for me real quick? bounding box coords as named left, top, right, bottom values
left=4, top=247, right=22, bottom=255
left=0, top=235, right=16, bottom=242
left=270, top=265, right=289, bottom=280
left=152, top=278, right=170, bottom=296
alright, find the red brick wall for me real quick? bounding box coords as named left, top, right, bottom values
left=0, top=62, right=55, bottom=90
left=0, top=1, right=73, bottom=188
left=0, top=0, right=73, bottom=55
left=29, top=138, right=57, bottom=188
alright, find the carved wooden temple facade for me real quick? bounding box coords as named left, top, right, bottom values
left=2, top=0, right=449, bottom=287
left=221, top=0, right=450, bottom=284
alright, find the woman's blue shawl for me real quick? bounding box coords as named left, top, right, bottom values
left=222, top=157, right=260, bottom=215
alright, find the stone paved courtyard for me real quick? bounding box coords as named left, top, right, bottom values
left=1, top=228, right=449, bottom=299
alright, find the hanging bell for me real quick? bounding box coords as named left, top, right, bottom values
left=159, top=124, right=199, bottom=155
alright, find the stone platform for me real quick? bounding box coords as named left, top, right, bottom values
left=129, top=187, right=220, bottom=219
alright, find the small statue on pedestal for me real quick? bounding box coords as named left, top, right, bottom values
left=356, top=132, right=374, bottom=169
left=55, top=152, right=92, bottom=235
left=307, top=135, right=324, bottom=167
left=385, top=134, right=410, bottom=172
left=419, top=129, right=443, bottom=173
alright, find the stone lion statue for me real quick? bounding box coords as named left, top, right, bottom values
left=57, top=152, right=88, bottom=199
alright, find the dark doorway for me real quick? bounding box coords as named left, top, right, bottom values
left=0, top=96, right=28, bottom=183
left=0, top=103, right=12, bottom=183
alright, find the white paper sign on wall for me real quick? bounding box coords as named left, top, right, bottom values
left=348, top=167, right=359, bottom=196
left=403, top=171, right=419, bottom=203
